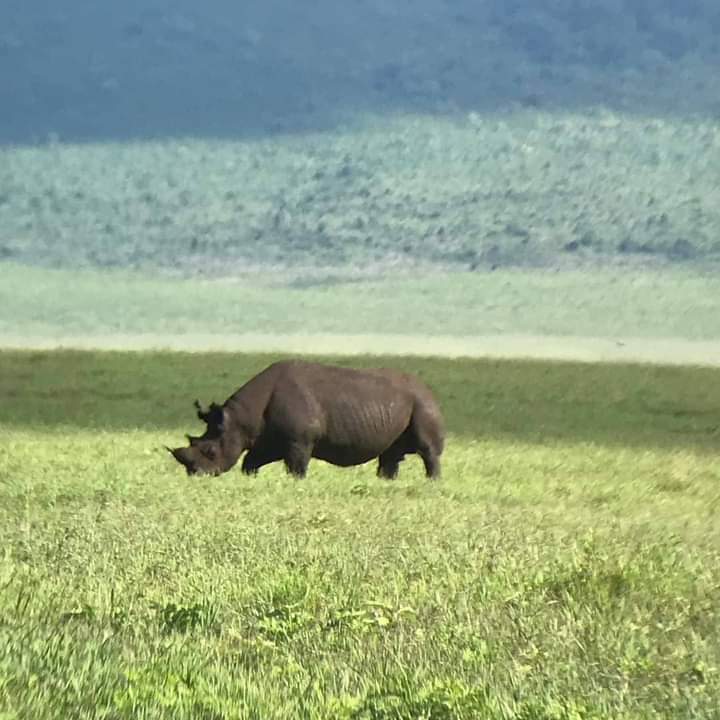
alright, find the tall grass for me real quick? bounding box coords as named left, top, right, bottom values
left=1, top=350, right=719, bottom=718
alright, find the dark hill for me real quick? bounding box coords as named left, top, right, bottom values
left=1, top=0, right=719, bottom=144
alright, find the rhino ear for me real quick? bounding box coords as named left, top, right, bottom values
left=194, top=399, right=210, bottom=423
left=208, top=403, right=225, bottom=431
left=186, top=433, right=201, bottom=445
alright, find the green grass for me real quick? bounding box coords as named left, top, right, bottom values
left=2, top=110, right=719, bottom=274
left=1, top=350, right=719, bottom=718
left=3, top=262, right=720, bottom=343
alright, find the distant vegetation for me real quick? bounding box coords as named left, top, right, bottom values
left=1, top=112, right=718, bottom=276
left=1, top=0, right=719, bottom=326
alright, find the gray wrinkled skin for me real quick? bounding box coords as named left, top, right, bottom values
left=168, top=359, right=445, bottom=480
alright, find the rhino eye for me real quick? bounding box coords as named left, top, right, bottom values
left=201, top=446, right=217, bottom=461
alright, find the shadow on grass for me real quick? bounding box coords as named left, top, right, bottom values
left=1, top=349, right=718, bottom=453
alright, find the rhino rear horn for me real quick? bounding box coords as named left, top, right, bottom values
left=194, top=399, right=224, bottom=430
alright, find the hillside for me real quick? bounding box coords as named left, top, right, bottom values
left=2, top=0, right=720, bottom=144
left=2, top=111, right=719, bottom=276
left=1, top=1, right=719, bottom=284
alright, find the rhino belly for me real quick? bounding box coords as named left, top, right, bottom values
left=311, top=439, right=390, bottom=467
left=312, top=394, right=411, bottom=466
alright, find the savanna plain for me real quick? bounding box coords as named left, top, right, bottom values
left=3, top=5, right=720, bottom=715
left=1, top=350, right=718, bottom=719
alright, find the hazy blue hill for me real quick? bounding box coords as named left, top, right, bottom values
left=2, top=1, right=719, bottom=282
left=2, top=0, right=720, bottom=144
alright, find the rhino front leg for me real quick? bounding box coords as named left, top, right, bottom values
left=242, top=440, right=283, bottom=475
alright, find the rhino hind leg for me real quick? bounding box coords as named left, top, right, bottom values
left=284, top=440, right=312, bottom=478
left=377, top=424, right=415, bottom=479
left=410, top=405, right=444, bottom=480
left=377, top=447, right=405, bottom=479
left=419, top=446, right=441, bottom=479
left=378, top=437, right=440, bottom=479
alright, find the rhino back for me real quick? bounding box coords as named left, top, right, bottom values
left=269, top=364, right=414, bottom=451
left=225, top=361, right=286, bottom=436
left=321, top=383, right=412, bottom=445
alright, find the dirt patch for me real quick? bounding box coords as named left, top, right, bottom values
left=2, top=333, right=719, bottom=367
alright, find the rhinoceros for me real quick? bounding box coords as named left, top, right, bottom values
left=167, top=359, right=445, bottom=479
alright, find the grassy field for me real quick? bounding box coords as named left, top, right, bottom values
left=1, top=349, right=719, bottom=718
left=3, top=262, right=720, bottom=346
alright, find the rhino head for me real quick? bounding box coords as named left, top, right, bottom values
left=167, top=400, right=246, bottom=476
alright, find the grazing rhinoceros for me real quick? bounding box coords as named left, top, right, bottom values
left=167, top=359, right=445, bottom=479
